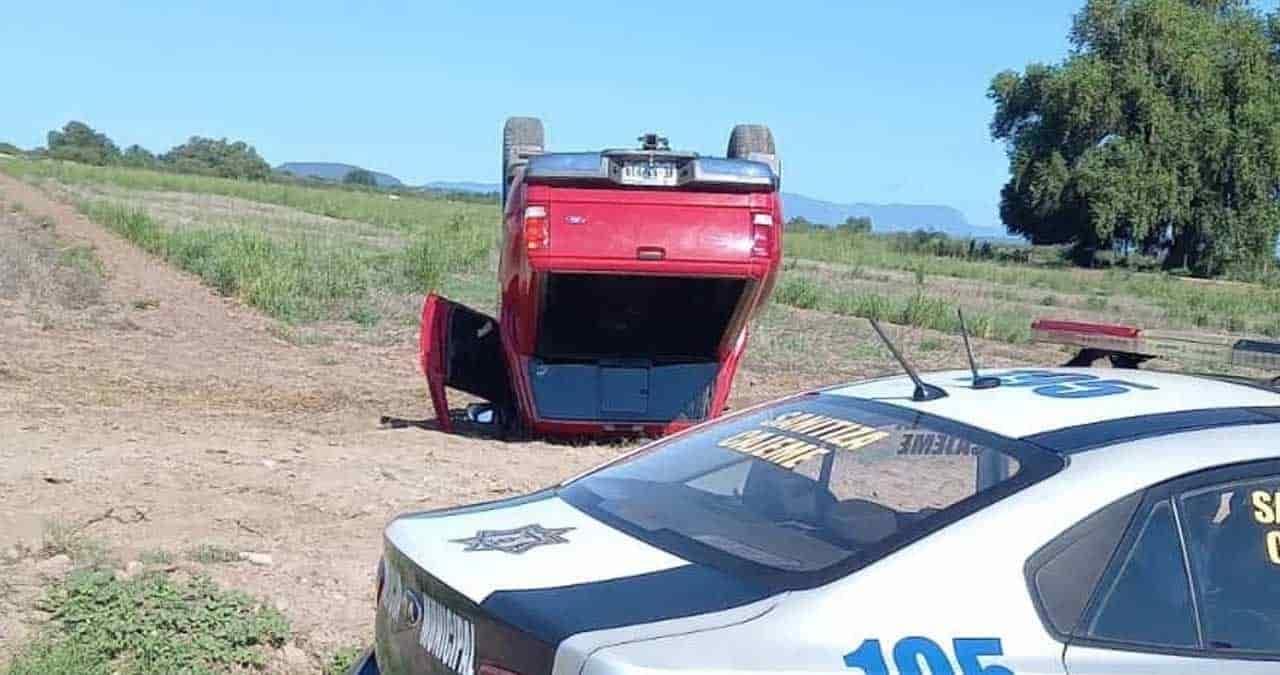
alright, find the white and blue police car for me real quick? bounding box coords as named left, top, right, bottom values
left=350, top=321, right=1280, bottom=675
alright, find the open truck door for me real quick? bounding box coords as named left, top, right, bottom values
left=419, top=294, right=514, bottom=433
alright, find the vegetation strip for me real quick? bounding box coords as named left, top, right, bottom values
left=5, top=569, right=288, bottom=675
left=786, top=229, right=1280, bottom=337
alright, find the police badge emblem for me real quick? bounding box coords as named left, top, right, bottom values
left=450, top=524, right=575, bottom=554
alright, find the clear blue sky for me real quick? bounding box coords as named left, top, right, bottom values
left=2, top=1, right=1274, bottom=229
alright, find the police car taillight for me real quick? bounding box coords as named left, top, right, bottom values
left=524, top=206, right=549, bottom=251
left=751, top=212, right=774, bottom=258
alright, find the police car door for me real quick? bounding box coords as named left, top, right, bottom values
left=1064, top=459, right=1280, bottom=673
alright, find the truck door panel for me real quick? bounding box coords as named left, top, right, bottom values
left=420, top=294, right=513, bottom=432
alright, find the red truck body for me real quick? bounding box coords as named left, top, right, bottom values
left=421, top=132, right=783, bottom=437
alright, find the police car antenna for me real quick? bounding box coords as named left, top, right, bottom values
left=868, top=319, right=948, bottom=402
left=958, top=308, right=1001, bottom=390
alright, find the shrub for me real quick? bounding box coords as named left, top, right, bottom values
left=47, top=121, right=119, bottom=166
left=775, top=276, right=821, bottom=309
left=343, top=168, right=378, bottom=186
left=6, top=569, right=288, bottom=674
left=161, top=136, right=271, bottom=180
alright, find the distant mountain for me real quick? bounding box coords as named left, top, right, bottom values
left=275, top=162, right=402, bottom=188
left=780, top=193, right=999, bottom=238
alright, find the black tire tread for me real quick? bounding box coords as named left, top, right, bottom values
left=726, top=124, right=775, bottom=159
left=502, top=117, right=544, bottom=206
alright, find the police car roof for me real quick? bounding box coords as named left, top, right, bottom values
left=827, top=368, right=1280, bottom=441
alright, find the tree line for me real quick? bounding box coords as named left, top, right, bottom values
left=3, top=121, right=496, bottom=202
left=990, top=0, right=1280, bottom=279
left=785, top=215, right=873, bottom=233
left=18, top=121, right=273, bottom=181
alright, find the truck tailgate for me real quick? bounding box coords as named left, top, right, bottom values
left=545, top=190, right=758, bottom=263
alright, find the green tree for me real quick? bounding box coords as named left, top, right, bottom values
left=778, top=217, right=808, bottom=236
left=837, top=215, right=873, bottom=234
left=989, top=0, right=1280, bottom=276
left=161, top=136, right=271, bottom=180
left=342, top=168, right=378, bottom=186
left=120, top=144, right=157, bottom=169
left=46, top=121, right=120, bottom=166
left=784, top=216, right=813, bottom=233
left=0, top=141, right=23, bottom=157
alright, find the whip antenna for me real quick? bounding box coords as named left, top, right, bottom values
left=868, top=319, right=947, bottom=402
left=958, top=308, right=1001, bottom=390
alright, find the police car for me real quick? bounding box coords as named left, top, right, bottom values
left=350, top=320, right=1280, bottom=675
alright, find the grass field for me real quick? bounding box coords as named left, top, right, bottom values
left=1, top=159, right=497, bottom=330
left=4, top=156, right=1279, bottom=353
left=786, top=229, right=1280, bottom=338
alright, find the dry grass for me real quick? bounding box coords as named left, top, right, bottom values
left=0, top=203, right=106, bottom=321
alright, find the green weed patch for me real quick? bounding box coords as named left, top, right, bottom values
left=5, top=569, right=288, bottom=675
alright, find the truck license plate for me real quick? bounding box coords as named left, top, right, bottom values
left=619, top=161, right=678, bottom=186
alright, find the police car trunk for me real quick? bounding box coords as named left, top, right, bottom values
left=368, top=384, right=1049, bottom=675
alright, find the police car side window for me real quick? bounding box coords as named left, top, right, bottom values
left=1178, top=476, right=1280, bottom=655
left=1086, top=500, right=1200, bottom=649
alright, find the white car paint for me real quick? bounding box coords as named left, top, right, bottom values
left=386, top=496, right=687, bottom=603
left=828, top=368, right=1280, bottom=438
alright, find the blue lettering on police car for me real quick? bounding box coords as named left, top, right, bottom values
left=961, top=369, right=1157, bottom=399
left=844, top=637, right=1013, bottom=675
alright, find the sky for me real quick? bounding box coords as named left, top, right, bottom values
left=2, top=1, right=1275, bottom=229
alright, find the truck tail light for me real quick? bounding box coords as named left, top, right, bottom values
left=751, top=212, right=774, bottom=257
left=524, top=205, right=549, bottom=251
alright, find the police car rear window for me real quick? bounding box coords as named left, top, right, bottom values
left=562, top=394, right=1061, bottom=588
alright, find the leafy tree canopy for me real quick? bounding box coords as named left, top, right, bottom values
left=342, top=168, right=378, bottom=186
left=838, top=215, right=873, bottom=233
left=161, top=136, right=271, bottom=181
left=990, top=0, right=1280, bottom=276
left=784, top=215, right=813, bottom=233
left=120, top=144, right=157, bottom=169
left=47, top=121, right=120, bottom=166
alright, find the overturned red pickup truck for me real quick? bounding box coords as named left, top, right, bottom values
left=421, top=119, right=783, bottom=437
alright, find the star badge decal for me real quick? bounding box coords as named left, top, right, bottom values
left=450, top=524, right=575, bottom=554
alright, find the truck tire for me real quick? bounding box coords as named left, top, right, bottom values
left=726, top=124, right=775, bottom=159
left=502, top=117, right=544, bottom=207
